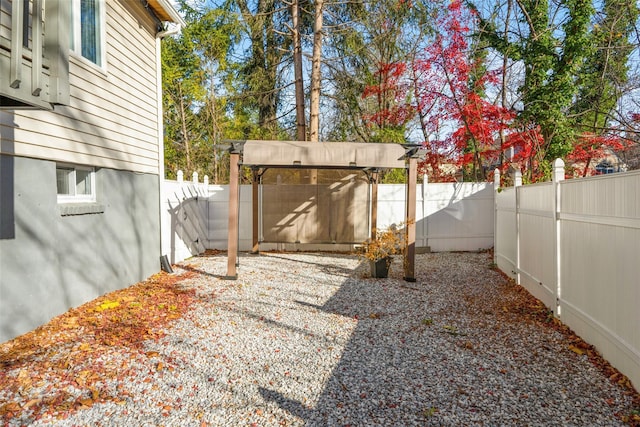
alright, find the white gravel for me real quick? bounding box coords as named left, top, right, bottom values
left=2, top=251, right=636, bottom=426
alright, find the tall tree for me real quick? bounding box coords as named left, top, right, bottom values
left=410, top=0, right=514, bottom=181
left=475, top=0, right=639, bottom=180
left=162, top=2, right=239, bottom=181
left=232, top=0, right=291, bottom=138
left=323, top=0, right=434, bottom=143
left=290, top=0, right=306, bottom=141
left=568, top=0, right=639, bottom=175
left=162, top=23, right=206, bottom=177
left=308, top=0, right=324, bottom=142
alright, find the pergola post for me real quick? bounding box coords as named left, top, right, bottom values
left=251, top=168, right=260, bottom=254
left=404, top=157, right=417, bottom=282
left=226, top=151, right=240, bottom=279
left=370, top=171, right=379, bottom=239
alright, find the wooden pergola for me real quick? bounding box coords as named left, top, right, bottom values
left=224, top=140, right=425, bottom=282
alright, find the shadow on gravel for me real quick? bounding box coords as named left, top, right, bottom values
left=258, top=258, right=443, bottom=425
left=255, top=253, right=633, bottom=426
left=264, top=252, right=359, bottom=278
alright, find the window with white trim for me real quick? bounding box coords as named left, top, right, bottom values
left=56, top=165, right=96, bottom=203
left=71, top=0, right=105, bottom=67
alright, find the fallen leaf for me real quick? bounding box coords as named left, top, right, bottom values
left=78, top=398, right=93, bottom=408
left=23, top=398, right=42, bottom=409
left=0, top=402, right=21, bottom=415
left=97, top=300, right=120, bottom=311
left=569, top=345, right=585, bottom=355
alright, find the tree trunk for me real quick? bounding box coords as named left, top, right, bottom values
left=292, top=0, right=306, bottom=141
left=309, top=0, right=324, bottom=142
left=499, top=0, right=512, bottom=169
left=178, top=86, right=192, bottom=173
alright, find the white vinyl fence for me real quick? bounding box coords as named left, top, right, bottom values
left=495, top=160, right=640, bottom=391
left=164, top=165, right=640, bottom=390
left=161, top=173, right=494, bottom=263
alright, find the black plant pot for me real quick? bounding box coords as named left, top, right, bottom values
left=370, top=257, right=390, bottom=278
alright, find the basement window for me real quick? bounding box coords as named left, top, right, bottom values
left=56, top=164, right=96, bottom=203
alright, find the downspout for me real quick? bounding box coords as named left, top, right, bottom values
left=156, top=25, right=180, bottom=266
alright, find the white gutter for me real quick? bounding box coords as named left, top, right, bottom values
left=157, top=25, right=180, bottom=39
left=156, top=23, right=181, bottom=263
left=154, top=0, right=186, bottom=27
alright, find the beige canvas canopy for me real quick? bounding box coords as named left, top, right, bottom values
left=242, top=140, right=407, bottom=169
left=224, top=140, right=425, bottom=282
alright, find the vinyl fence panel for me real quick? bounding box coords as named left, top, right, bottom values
left=558, top=171, right=640, bottom=391
left=163, top=179, right=495, bottom=263
left=495, top=187, right=517, bottom=280
left=423, top=183, right=494, bottom=252
left=494, top=166, right=640, bottom=394
left=517, top=181, right=556, bottom=309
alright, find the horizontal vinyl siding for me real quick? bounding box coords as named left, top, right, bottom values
left=3, top=0, right=160, bottom=174
left=0, top=1, right=9, bottom=40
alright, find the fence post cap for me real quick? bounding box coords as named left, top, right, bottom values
left=514, top=170, right=522, bottom=187
left=553, top=158, right=565, bottom=182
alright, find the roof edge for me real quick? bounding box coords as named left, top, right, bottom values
left=147, top=0, right=186, bottom=26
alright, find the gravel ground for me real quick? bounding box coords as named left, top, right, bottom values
left=1, top=251, right=637, bottom=426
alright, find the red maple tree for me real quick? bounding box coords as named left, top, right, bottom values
left=363, top=0, right=632, bottom=183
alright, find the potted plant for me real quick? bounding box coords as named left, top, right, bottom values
left=362, top=224, right=404, bottom=278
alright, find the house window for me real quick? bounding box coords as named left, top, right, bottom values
left=71, top=0, right=105, bottom=67
left=595, top=161, right=615, bottom=175
left=56, top=165, right=96, bottom=203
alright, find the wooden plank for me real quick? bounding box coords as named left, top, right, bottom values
left=31, top=0, right=43, bottom=96
left=10, top=0, right=23, bottom=88
left=44, top=0, right=70, bottom=105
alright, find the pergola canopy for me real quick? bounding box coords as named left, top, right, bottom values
left=224, top=140, right=425, bottom=282
left=241, top=140, right=408, bottom=170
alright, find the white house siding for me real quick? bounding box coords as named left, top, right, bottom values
left=0, top=1, right=11, bottom=44
left=1, top=0, right=160, bottom=174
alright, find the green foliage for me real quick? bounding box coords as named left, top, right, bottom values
left=476, top=0, right=637, bottom=172
left=162, top=2, right=244, bottom=182
left=323, top=0, right=437, bottom=143
left=380, top=168, right=406, bottom=184
left=516, top=0, right=594, bottom=159
left=572, top=0, right=639, bottom=135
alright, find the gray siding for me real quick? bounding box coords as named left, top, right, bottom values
left=0, top=155, right=160, bottom=342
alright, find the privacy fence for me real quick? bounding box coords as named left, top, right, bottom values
left=161, top=171, right=494, bottom=264
left=162, top=164, right=639, bottom=390
left=495, top=159, right=640, bottom=391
